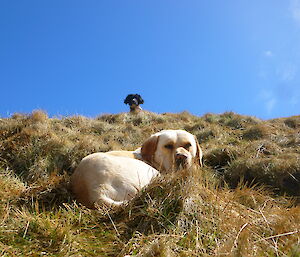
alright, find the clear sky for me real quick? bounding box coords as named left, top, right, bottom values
left=1, top=1, right=300, bottom=119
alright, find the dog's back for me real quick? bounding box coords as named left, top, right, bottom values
left=71, top=153, right=159, bottom=208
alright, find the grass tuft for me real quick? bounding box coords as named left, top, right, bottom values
left=242, top=124, right=272, bottom=140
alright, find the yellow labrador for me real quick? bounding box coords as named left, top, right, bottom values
left=140, top=130, right=202, bottom=171
left=71, top=130, right=202, bottom=208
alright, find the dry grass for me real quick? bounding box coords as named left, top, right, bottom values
left=0, top=110, right=299, bottom=256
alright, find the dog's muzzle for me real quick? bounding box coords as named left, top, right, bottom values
left=175, top=153, right=189, bottom=170
left=130, top=98, right=138, bottom=106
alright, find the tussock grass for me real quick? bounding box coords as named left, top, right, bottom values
left=0, top=110, right=299, bottom=256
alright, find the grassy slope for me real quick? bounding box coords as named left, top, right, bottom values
left=0, top=110, right=299, bottom=256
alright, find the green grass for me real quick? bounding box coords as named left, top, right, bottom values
left=0, top=110, right=299, bottom=256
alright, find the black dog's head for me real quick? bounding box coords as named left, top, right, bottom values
left=124, top=94, right=144, bottom=111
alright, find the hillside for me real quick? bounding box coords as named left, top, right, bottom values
left=0, top=110, right=299, bottom=256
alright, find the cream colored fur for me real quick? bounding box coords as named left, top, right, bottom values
left=71, top=130, right=202, bottom=208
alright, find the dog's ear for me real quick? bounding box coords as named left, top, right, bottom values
left=141, top=135, right=159, bottom=166
left=194, top=136, right=203, bottom=167
left=135, top=94, right=144, bottom=104
left=124, top=94, right=134, bottom=104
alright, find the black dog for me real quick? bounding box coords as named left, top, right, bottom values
left=124, top=94, right=144, bottom=112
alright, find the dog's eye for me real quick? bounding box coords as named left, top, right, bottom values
left=184, top=143, right=192, bottom=149
left=164, top=144, right=174, bottom=150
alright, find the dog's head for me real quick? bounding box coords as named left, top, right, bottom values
left=141, top=130, right=202, bottom=172
left=124, top=94, right=144, bottom=108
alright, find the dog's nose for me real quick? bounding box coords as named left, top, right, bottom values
left=175, top=153, right=188, bottom=167
left=176, top=153, right=187, bottom=161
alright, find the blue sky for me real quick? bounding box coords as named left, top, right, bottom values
left=1, top=1, right=300, bottom=119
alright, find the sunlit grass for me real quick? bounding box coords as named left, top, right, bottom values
left=0, top=110, right=299, bottom=256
